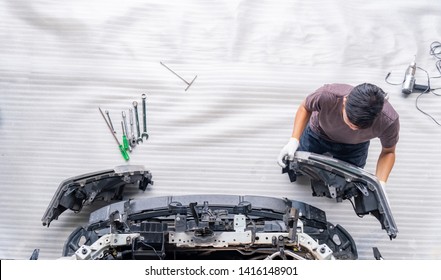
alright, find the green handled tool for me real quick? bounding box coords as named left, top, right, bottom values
left=99, top=107, right=130, bottom=161
left=120, top=120, right=131, bottom=153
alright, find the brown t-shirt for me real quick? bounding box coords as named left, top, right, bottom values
left=304, top=83, right=400, bottom=148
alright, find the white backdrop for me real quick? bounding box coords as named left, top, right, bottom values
left=1, top=0, right=441, bottom=260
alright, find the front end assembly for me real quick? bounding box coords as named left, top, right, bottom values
left=41, top=165, right=153, bottom=227
left=282, top=151, right=398, bottom=239
left=60, top=195, right=358, bottom=260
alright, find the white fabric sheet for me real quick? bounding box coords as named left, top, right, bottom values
left=1, top=0, right=441, bottom=260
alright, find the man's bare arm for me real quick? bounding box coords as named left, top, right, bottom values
left=376, top=145, right=396, bottom=183
left=291, top=100, right=312, bottom=140
left=277, top=100, right=312, bottom=167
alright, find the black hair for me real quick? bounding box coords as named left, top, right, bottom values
left=346, top=83, right=385, bottom=129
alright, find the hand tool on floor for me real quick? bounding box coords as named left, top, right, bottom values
left=160, top=61, right=197, bottom=91
left=141, top=94, right=149, bottom=140
left=129, top=108, right=137, bottom=147
left=105, top=110, right=116, bottom=134
left=402, top=56, right=430, bottom=94
left=121, top=111, right=132, bottom=149
left=98, top=107, right=129, bottom=161
left=121, top=120, right=131, bottom=153
left=133, top=101, right=143, bottom=144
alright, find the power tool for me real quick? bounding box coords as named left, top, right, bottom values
left=402, top=57, right=430, bottom=94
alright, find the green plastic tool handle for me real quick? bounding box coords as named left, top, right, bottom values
left=122, top=135, right=130, bottom=151
left=118, top=144, right=130, bottom=161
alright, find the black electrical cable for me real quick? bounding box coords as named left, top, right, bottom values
left=384, top=71, right=404, bottom=85
left=412, top=41, right=441, bottom=126
left=348, top=197, right=364, bottom=218
left=386, top=42, right=441, bottom=126
left=415, top=66, right=441, bottom=126
left=384, top=68, right=440, bottom=126
left=430, top=41, right=441, bottom=59
left=245, top=214, right=257, bottom=246
left=131, top=238, right=163, bottom=260
left=430, top=41, right=441, bottom=77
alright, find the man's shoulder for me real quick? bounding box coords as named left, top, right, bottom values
left=306, top=83, right=351, bottom=111
left=382, top=100, right=400, bottom=122
left=318, top=83, right=354, bottom=97
left=377, top=101, right=400, bottom=147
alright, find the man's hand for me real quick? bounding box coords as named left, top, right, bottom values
left=277, top=138, right=299, bottom=168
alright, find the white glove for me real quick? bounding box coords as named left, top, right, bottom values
left=277, top=138, right=299, bottom=168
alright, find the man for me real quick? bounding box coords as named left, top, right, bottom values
left=277, top=83, right=399, bottom=187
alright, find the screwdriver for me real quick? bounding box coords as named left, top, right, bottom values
left=98, top=107, right=130, bottom=161
left=120, top=120, right=131, bottom=153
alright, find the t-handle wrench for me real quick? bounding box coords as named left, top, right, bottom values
left=160, top=61, right=197, bottom=91
left=133, top=101, right=143, bottom=144
left=141, top=94, right=149, bottom=140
